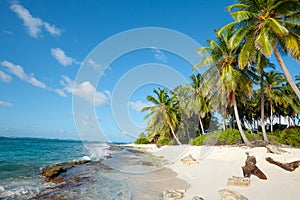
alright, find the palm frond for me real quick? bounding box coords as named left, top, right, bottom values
left=227, top=3, right=248, bottom=12
left=238, top=33, right=255, bottom=68
left=217, top=21, right=238, bottom=36
left=280, top=33, right=300, bottom=60
left=255, top=28, right=273, bottom=57
left=231, top=11, right=256, bottom=22
left=229, top=25, right=252, bottom=48
left=265, top=18, right=289, bottom=36
left=197, top=46, right=212, bottom=55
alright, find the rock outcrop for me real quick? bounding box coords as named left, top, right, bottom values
left=40, top=160, right=90, bottom=182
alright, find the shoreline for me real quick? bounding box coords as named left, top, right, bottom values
left=129, top=144, right=300, bottom=199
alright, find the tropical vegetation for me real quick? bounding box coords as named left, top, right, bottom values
left=137, top=0, right=300, bottom=147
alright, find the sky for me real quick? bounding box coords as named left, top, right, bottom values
left=0, top=0, right=299, bottom=142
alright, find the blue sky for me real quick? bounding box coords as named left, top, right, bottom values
left=0, top=0, right=299, bottom=142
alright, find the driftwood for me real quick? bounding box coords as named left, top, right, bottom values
left=227, top=176, right=251, bottom=188
left=219, top=189, right=248, bottom=200
left=242, top=153, right=267, bottom=180
left=266, top=144, right=287, bottom=154
left=266, top=157, right=300, bottom=172
left=180, top=154, right=199, bottom=165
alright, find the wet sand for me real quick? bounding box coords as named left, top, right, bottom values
left=126, top=167, right=190, bottom=200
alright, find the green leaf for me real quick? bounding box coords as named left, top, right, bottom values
left=265, top=18, right=289, bottom=36
left=197, top=46, right=212, bottom=55
left=255, top=28, right=273, bottom=56
left=231, top=11, right=255, bottom=22
left=217, top=21, right=238, bottom=36
left=239, top=33, right=255, bottom=68
left=281, top=34, right=300, bottom=60
left=227, top=3, right=248, bottom=12
left=208, top=40, right=226, bottom=55
left=229, top=25, right=252, bottom=48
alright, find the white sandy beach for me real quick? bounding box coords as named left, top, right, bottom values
left=132, top=144, right=300, bottom=200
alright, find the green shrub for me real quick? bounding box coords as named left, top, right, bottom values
left=190, top=135, right=205, bottom=146
left=217, top=129, right=242, bottom=144
left=245, top=131, right=263, bottom=141
left=274, top=128, right=300, bottom=147
left=157, top=137, right=171, bottom=145
left=135, top=137, right=149, bottom=144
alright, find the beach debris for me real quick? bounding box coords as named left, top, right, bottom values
left=163, top=189, right=185, bottom=200
left=192, top=196, right=204, bottom=200
left=266, top=157, right=300, bottom=172
left=250, top=140, right=268, bottom=147
left=180, top=154, right=199, bottom=165
left=40, top=160, right=90, bottom=182
left=219, top=189, right=248, bottom=200
left=227, top=176, right=251, bottom=188
left=242, top=153, right=267, bottom=180
left=266, top=144, right=287, bottom=154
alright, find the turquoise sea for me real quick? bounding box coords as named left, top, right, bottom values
left=0, top=136, right=167, bottom=199
left=0, top=137, right=131, bottom=199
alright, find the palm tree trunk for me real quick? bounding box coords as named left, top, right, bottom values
left=168, top=123, right=182, bottom=145
left=274, top=47, right=300, bottom=100
left=260, top=73, right=269, bottom=142
left=279, top=115, right=281, bottom=126
left=198, top=114, right=205, bottom=135
left=222, top=104, right=226, bottom=130
left=233, top=96, right=251, bottom=146
left=270, top=101, right=273, bottom=132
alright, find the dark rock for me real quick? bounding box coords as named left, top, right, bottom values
left=40, top=160, right=90, bottom=182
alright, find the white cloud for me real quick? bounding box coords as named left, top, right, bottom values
left=87, top=59, right=102, bottom=71
left=0, top=70, right=12, bottom=83
left=128, top=100, right=150, bottom=112
left=1, top=60, right=66, bottom=97
left=10, top=3, right=61, bottom=38
left=51, top=48, right=79, bottom=66
left=61, top=76, right=110, bottom=106
left=49, top=88, right=67, bottom=97
left=44, top=22, right=61, bottom=36
left=3, top=30, right=13, bottom=35
left=1, top=60, right=46, bottom=89
left=0, top=100, right=14, bottom=107
left=151, top=47, right=167, bottom=62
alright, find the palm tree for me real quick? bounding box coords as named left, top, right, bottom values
left=254, top=53, right=277, bottom=141
left=265, top=70, right=287, bottom=132
left=194, top=30, right=252, bottom=146
left=186, top=74, right=211, bottom=135
left=142, top=88, right=182, bottom=145
left=171, top=85, right=192, bottom=141
left=218, top=0, right=300, bottom=100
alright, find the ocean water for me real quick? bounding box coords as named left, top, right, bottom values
left=0, top=137, right=166, bottom=200
left=0, top=137, right=128, bottom=199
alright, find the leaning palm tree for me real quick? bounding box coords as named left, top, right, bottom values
left=142, top=88, right=182, bottom=145
left=194, top=30, right=252, bottom=146
left=218, top=0, right=300, bottom=100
